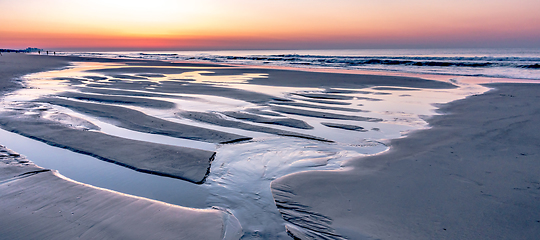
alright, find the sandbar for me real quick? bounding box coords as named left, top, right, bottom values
left=36, top=97, right=250, bottom=144
left=177, top=111, right=331, bottom=142
left=270, top=100, right=367, bottom=112
left=222, top=111, right=313, bottom=129
left=321, top=122, right=367, bottom=132
left=270, top=105, right=382, bottom=122
left=0, top=145, right=239, bottom=240
left=58, top=91, right=177, bottom=109
left=0, top=112, right=216, bottom=183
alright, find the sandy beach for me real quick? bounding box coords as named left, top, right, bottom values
left=0, top=53, right=242, bottom=239
left=1, top=53, right=539, bottom=239
left=272, top=84, right=540, bottom=239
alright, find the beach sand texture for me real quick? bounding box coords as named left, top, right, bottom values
left=0, top=145, right=240, bottom=240
left=0, top=53, right=244, bottom=239
left=272, top=84, right=540, bottom=239
left=1, top=53, right=538, bottom=239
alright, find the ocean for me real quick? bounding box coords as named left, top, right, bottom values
left=60, top=48, right=540, bottom=80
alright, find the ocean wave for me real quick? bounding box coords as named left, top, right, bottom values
left=139, top=53, right=178, bottom=56
left=521, top=64, right=540, bottom=69
left=204, top=55, right=539, bottom=69
left=59, top=50, right=540, bottom=80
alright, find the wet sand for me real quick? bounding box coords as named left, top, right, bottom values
left=34, top=97, right=251, bottom=144
left=0, top=113, right=217, bottom=183
left=177, top=111, right=330, bottom=142
left=0, top=145, right=239, bottom=240
left=0, top=53, right=68, bottom=94
left=3, top=53, right=537, bottom=239
left=272, top=83, right=540, bottom=239
left=0, top=54, right=240, bottom=239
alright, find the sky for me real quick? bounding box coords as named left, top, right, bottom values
left=1, top=0, right=539, bottom=51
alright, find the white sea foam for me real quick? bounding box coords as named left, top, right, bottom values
left=57, top=48, right=540, bottom=80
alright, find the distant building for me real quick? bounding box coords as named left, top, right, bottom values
left=0, top=47, right=44, bottom=53
left=24, top=47, right=43, bottom=52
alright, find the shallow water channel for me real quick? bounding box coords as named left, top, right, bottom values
left=0, top=62, right=490, bottom=239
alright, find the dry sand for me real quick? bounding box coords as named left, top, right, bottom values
left=272, top=83, right=540, bottom=239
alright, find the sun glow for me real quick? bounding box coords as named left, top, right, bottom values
left=1, top=0, right=539, bottom=50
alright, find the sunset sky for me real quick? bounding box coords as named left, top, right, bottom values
left=2, top=0, right=539, bottom=50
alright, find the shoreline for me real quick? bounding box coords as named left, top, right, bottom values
left=271, top=83, right=540, bottom=239
left=0, top=54, right=242, bottom=239
left=1, top=53, right=537, bottom=239
left=0, top=53, right=69, bottom=95
left=0, top=144, right=240, bottom=239
left=52, top=48, right=540, bottom=82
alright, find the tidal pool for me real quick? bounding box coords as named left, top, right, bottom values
left=0, top=61, right=490, bottom=239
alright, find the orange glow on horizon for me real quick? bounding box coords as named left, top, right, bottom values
left=2, top=0, right=539, bottom=50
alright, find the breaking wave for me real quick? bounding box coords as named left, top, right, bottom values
left=60, top=49, right=540, bottom=80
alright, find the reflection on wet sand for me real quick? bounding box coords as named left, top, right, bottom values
left=0, top=59, right=489, bottom=239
